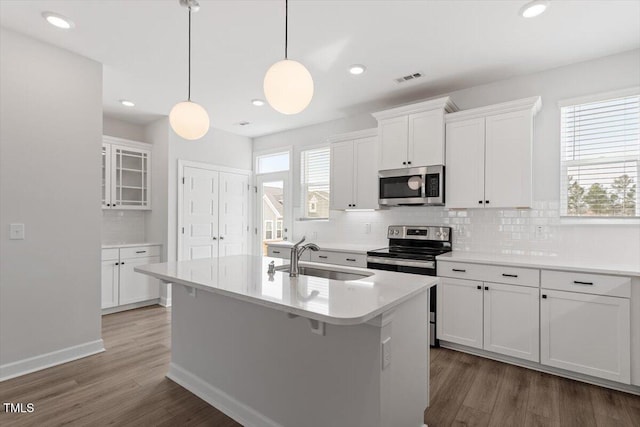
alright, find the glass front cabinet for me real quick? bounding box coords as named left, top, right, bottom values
left=102, top=137, right=151, bottom=210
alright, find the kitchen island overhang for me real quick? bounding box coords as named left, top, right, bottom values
left=136, top=255, right=437, bottom=427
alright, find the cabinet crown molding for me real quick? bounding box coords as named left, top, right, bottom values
left=445, top=96, right=542, bottom=123
left=326, top=128, right=377, bottom=144
left=371, top=96, right=458, bottom=120
left=103, top=135, right=152, bottom=150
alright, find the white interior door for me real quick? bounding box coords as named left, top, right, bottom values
left=182, top=166, right=219, bottom=260
left=219, top=172, right=250, bottom=256
left=256, top=172, right=291, bottom=255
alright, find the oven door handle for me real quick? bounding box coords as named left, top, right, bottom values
left=367, top=256, right=435, bottom=269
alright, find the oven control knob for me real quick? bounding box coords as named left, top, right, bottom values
left=394, top=229, right=400, bottom=235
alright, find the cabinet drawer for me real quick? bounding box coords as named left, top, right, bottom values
left=438, top=261, right=539, bottom=287
left=438, top=261, right=485, bottom=280
left=311, top=250, right=367, bottom=268
left=267, top=246, right=291, bottom=259
left=541, top=270, right=631, bottom=298
left=102, top=248, right=119, bottom=261
left=120, top=245, right=161, bottom=260
left=482, top=265, right=539, bottom=287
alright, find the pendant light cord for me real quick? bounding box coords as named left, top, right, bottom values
left=188, top=7, right=192, bottom=101
left=284, top=0, right=288, bottom=59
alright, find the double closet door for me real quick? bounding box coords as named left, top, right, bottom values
left=181, top=166, right=250, bottom=260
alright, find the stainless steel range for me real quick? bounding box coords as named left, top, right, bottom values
left=367, top=225, right=452, bottom=347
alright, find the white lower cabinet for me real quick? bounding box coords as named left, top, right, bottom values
left=483, top=282, right=539, bottom=362
left=437, top=277, right=539, bottom=361
left=101, top=259, right=119, bottom=309
left=540, top=289, right=631, bottom=384
left=118, top=256, right=161, bottom=305
left=101, top=245, right=161, bottom=311
left=437, top=278, right=484, bottom=348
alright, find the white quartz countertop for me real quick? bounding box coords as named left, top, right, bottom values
left=135, top=255, right=437, bottom=325
left=102, top=242, right=162, bottom=249
left=437, top=251, right=640, bottom=277
left=267, top=241, right=384, bottom=254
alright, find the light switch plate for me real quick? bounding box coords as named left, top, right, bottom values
left=10, top=223, right=25, bottom=240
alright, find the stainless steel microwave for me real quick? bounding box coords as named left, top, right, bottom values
left=378, top=165, right=445, bottom=206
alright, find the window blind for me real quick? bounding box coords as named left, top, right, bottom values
left=560, top=93, right=639, bottom=217
left=301, top=147, right=330, bottom=218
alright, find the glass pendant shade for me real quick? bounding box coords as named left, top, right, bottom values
left=169, top=101, right=210, bottom=140
left=263, top=59, right=314, bottom=115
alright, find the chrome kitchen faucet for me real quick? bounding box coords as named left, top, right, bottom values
left=289, top=236, right=320, bottom=277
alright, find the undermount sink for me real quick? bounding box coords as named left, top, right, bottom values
left=275, top=265, right=373, bottom=281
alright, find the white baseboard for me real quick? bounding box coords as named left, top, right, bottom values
left=167, top=363, right=281, bottom=427
left=0, top=339, right=104, bottom=382
left=159, top=296, right=172, bottom=307
left=101, top=299, right=160, bottom=315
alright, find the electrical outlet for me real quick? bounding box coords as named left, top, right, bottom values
left=9, top=223, right=25, bottom=240
left=312, top=231, right=318, bottom=240
left=535, top=226, right=543, bottom=238
left=382, top=337, right=392, bottom=369
left=364, top=223, right=371, bottom=234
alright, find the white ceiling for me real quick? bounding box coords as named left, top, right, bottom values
left=1, top=0, right=639, bottom=137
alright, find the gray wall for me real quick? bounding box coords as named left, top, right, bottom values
left=0, top=29, right=103, bottom=370
left=103, top=115, right=147, bottom=142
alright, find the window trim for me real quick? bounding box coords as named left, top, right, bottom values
left=300, top=145, right=331, bottom=220
left=558, top=87, right=640, bottom=222
left=254, top=146, right=292, bottom=176
left=264, top=220, right=274, bottom=240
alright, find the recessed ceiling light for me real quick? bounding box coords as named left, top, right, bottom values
left=520, top=0, right=549, bottom=18
left=251, top=99, right=265, bottom=107
left=119, top=100, right=135, bottom=107
left=348, top=64, right=367, bottom=75
left=42, top=12, right=75, bottom=29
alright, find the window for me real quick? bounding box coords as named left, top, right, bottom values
left=264, top=220, right=273, bottom=240
left=301, top=147, right=330, bottom=219
left=276, top=220, right=283, bottom=239
left=256, top=151, right=289, bottom=174
left=560, top=90, right=639, bottom=218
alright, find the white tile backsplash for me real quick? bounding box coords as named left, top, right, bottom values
left=102, top=210, right=146, bottom=244
left=293, top=201, right=640, bottom=265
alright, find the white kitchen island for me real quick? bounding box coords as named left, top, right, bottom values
left=135, top=255, right=437, bottom=427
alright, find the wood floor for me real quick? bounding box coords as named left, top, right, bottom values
left=0, top=305, right=638, bottom=427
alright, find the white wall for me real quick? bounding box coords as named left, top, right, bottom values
left=103, top=115, right=147, bottom=142
left=0, top=29, right=103, bottom=377
left=253, top=49, right=640, bottom=265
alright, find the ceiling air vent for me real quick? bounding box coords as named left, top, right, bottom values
left=237, top=121, right=251, bottom=126
left=394, top=72, right=424, bottom=84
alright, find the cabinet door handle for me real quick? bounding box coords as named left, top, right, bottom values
left=484, top=286, right=489, bottom=291
left=542, top=294, right=547, bottom=299
left=407, top=161, right=412, bottom=165
left=115, top=262, right=119, bottom=266
left=346, top=258, right=356, bottom=262
left=502, top=273, right=518, bottom=278
left=219, top=236, right=224, bottom=240
left=478, top=200, right=483, bottom=204
left=452, top=268, right=466, bottom=273
left=485, top=200, right=490, bottom=204
left=477, top=285, right=481, bottom=290
left=212, top=237, right=217, bottom=240
left=402, top=161, right=407, bottom=165
left=121, top=262, right=125, bottom=265
left=135, top=250, right=146, bottom=254
left=573, top=281, right=594, bottom=286
left=318, top=255, right=328, bottom=259
left=272, top=250, right=280, bottom=254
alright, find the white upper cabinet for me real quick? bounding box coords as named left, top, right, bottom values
left=373, top=97, right=457, bottom=171
left=103, top=136, right=152, bottom=210
left=445, top=118, right=486, bottom=208
left=329, top=129, right=378, bottom=210
left=445, top=96, right=541, bottom=209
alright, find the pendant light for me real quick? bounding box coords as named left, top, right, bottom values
left=170, top=0, right=210, bottom=140
left=263, top=0, right=314, bottom=115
